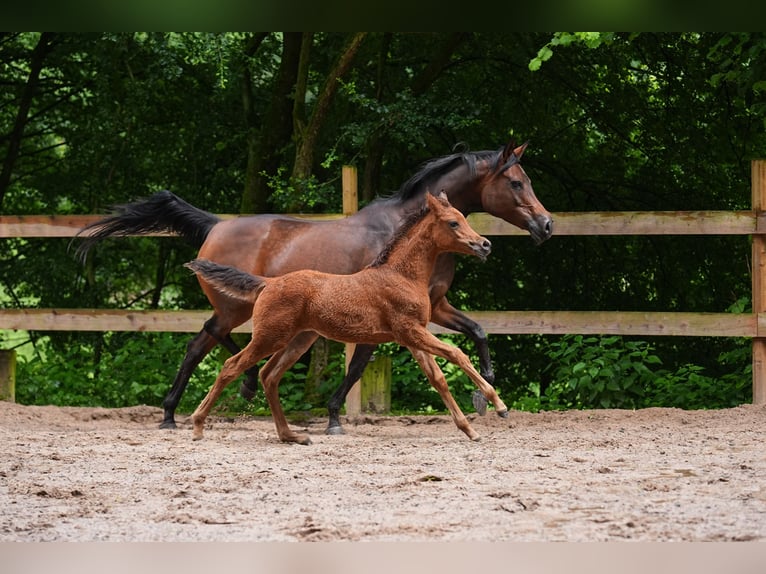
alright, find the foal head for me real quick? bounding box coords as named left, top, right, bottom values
left=426, top=191, right=492, bottom=261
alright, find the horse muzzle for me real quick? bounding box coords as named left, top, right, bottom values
left=529, top=214, right=553, bottom=245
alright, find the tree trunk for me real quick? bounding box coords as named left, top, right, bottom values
left=361, top=33, right=468, bottom=203
left=292, top=33, right=366, bottom=394
left=0, top=32, right=56, bottom=209
left=292, top=33, right=366, bottom=184
left=240, top=32, right=301, bottom=214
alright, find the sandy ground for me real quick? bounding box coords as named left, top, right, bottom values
left=1, top=400, right=765, bottom=542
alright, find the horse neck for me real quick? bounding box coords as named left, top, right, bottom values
left=382, top=216, right=444, bottom=283
left=418, top=163, right=485, bottom=216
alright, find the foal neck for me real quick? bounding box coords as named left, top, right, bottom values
left=381, top=214, right=444, bottom=281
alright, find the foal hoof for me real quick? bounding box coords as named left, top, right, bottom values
left=472, top=390, right=488, bottom=416
left=497, top=409, right=509, bottom=418
left=239, top=382, right=256, bottom=402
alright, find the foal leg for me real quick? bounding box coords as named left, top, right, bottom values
left=190, top=336, right=280, bottom=440
left=201, top=318, right=261, bottom=401
left=408, top=348, right=479, bottom=441
left=258, top=332, right=319, bottom=445
left=326, top=344, right=376, bottom=435
left=404, top=328, right=508, bottom=417
left=430, top=298, right=494, bottom=384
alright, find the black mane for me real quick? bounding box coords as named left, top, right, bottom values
left=368, top=203, right=430, bottom=268
left=393, top=147, right=509, bottom=202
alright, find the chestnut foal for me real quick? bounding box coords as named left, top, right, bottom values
left=185, top=192, right=508, bottom=444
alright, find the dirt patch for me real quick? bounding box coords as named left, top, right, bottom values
left=1, top=401, right=765, bottom=541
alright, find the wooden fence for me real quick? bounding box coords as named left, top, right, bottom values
left=2, top=162, right=766, bottom=406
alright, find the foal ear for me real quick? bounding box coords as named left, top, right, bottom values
left=427, top=190, right=449, bottom=209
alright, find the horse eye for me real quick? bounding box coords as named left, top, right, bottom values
left=509, top=180, right=523, bottom=191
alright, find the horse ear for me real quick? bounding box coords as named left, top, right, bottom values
left=514, top=141, right=529, bottom=159
left=501, top=139, right=517, bottom=166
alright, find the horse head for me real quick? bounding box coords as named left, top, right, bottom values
left=481, top=141, right=553, bottom=245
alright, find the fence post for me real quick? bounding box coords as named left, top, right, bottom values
left=0, top=349, right=16, bottom=402
left=341, top=166, right=362, bottom=416
left=360, top=354, right=391, bottom=413
left=752, top=159, right=766, bottom=404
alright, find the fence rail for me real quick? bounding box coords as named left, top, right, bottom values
left=2, top=161, right=766, bottom=405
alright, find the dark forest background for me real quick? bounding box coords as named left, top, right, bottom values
left=1, top=32, right=763, bottom=414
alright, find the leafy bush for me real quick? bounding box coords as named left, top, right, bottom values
left=540, top=335, right=660, bottom=409
left=508, top=334, right=752, bottom=412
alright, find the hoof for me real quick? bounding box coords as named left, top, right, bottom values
left=239, top=382, right=256, bottom=402
left=325, top=424, right=345, bottom=436
left=472, top=390, right=488, bottom=416
left=284, top=435, right=312, bottom=445
left=159, top=420, right=177, bottom=430
left=497, top=409, right=509, bottom=418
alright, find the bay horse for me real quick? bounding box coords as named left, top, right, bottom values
left=76, top=140, right=552, bottom=432
left=186, top=192, right=507, bottom=444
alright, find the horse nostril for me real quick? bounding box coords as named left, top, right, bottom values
left=483, top=239, right=492, bottom=250
left=544, top=218, right=553, bottom=237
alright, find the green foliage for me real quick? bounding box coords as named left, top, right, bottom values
left=3, top=32, right=766, bottom=415
left=16, top=332, right=219, bottom=408
left=508, top=334, right=751, bottom=412
left=537, top=335, right=661, bottom=409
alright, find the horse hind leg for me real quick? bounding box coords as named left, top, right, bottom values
left=215, top=333, right=260, bottom=400
left=202, top=319, right=260, bottom=400
left=326, top=344, right=375, bottom=435
left=190, top=340, right=272, bottom=441
left=160, top=329, right=218, bottom=429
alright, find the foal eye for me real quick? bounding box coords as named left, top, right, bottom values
left=448, top=221, right=459, bottom=229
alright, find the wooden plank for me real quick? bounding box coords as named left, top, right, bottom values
left=1, top=308, right=756, bottom=338
left=752, top=159, right=766, bottom=404
left=429, top=310, right=756, bottom=338
left=0, top=308, right=218, bottom=333
left=0, top=213, right=346, bottom=238
left=2, top=210, right=759, bottom=238
left=467, top=210, right=756, bottom=236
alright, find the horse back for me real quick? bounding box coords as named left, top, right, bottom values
left=198, top=211, right=398, bottom=278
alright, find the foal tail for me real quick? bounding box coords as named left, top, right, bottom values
left=184, top=259, right=265, bottom=303
left=74, top=190, right=220, bottom=262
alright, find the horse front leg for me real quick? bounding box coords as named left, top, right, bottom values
left=430, top=297, right=494, bottom=384
left=326, top=344, right=376, bottom=435
left=407, top=347, right=479, bottom=441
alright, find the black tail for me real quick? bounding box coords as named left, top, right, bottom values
left=73, top=190, right=220, bottom=262
left=184, top=259, right=265, bottom=303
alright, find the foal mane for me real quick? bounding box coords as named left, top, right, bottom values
left=394, top=146, right=518, bottom=202
left=368, top=202, right=430, bottom=268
